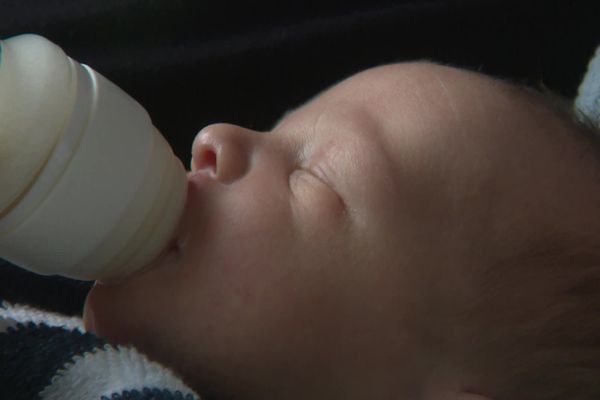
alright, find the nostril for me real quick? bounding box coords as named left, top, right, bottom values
left=192, top=144, right=218, bottom=175
left=202, top=149, right=217, bottom=170
left=191, top=123, right=253, bottom=183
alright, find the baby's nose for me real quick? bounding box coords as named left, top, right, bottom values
left=190, top=123, right=257, bottom=183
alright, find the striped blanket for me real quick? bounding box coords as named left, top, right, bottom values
left=0, top=300, right=200, bottom=400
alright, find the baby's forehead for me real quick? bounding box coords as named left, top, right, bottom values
left=278, top=62, right=495, bottom=132
left=282, top=62, right=586, bottom=182
left=327, top=63, right=578, bottom=145
left=300, top=63, right=497, bottom=136
left=281, top=63, right=559, bottom=172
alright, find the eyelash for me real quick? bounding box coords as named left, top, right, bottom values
left=292, top=164, right=325, bottom=186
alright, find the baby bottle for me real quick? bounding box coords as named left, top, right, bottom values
left=0, top=34, right=187, bottom=281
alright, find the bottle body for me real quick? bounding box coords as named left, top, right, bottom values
left=0, top=34, right=187, bottom=281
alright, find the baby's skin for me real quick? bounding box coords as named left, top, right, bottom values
left=84, top=62, right=600, bottom=400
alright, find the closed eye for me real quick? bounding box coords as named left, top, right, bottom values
left=289, top=166, right=347, bottom=214
left=311, top=164, right=347, bottom=208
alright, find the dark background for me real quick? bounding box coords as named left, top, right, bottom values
left=1, top=0, right=599, bottom=316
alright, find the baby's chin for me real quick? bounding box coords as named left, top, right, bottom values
left=82, top=282, right=118, bottom=343
left=83, top=281, right=154, bottom=356
left=82, top=289, right=96, bottom=333
left=81, top=272, right=150, bottom=341
left=83, top=281, right=125, bottom=342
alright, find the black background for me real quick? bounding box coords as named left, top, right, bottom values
left=0, top=0, right=599, bottom=316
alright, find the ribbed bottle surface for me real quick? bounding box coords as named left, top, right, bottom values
left=0, top=34, right=187, bottom=281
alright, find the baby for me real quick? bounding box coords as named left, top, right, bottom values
left=84, top=62, right=600, bottom=400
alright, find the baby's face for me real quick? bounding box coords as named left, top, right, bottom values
left=84, top=63, right=590, bottom=399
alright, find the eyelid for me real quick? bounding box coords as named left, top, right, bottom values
left=284, top=133, right=347, bottom=213
left=295, top=163, right=347, bottom=211
left=308, top=163, right=332, bottom=189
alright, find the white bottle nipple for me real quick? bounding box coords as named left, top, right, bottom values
left=0, top=34, right=187, bottom=281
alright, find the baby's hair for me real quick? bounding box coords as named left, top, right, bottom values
left=462, top=234, right=600, bottom=400
left=450, top=87, right=600, bottom=400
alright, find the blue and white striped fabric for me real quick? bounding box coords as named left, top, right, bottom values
left=0, top=300, right=201, bottom=400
